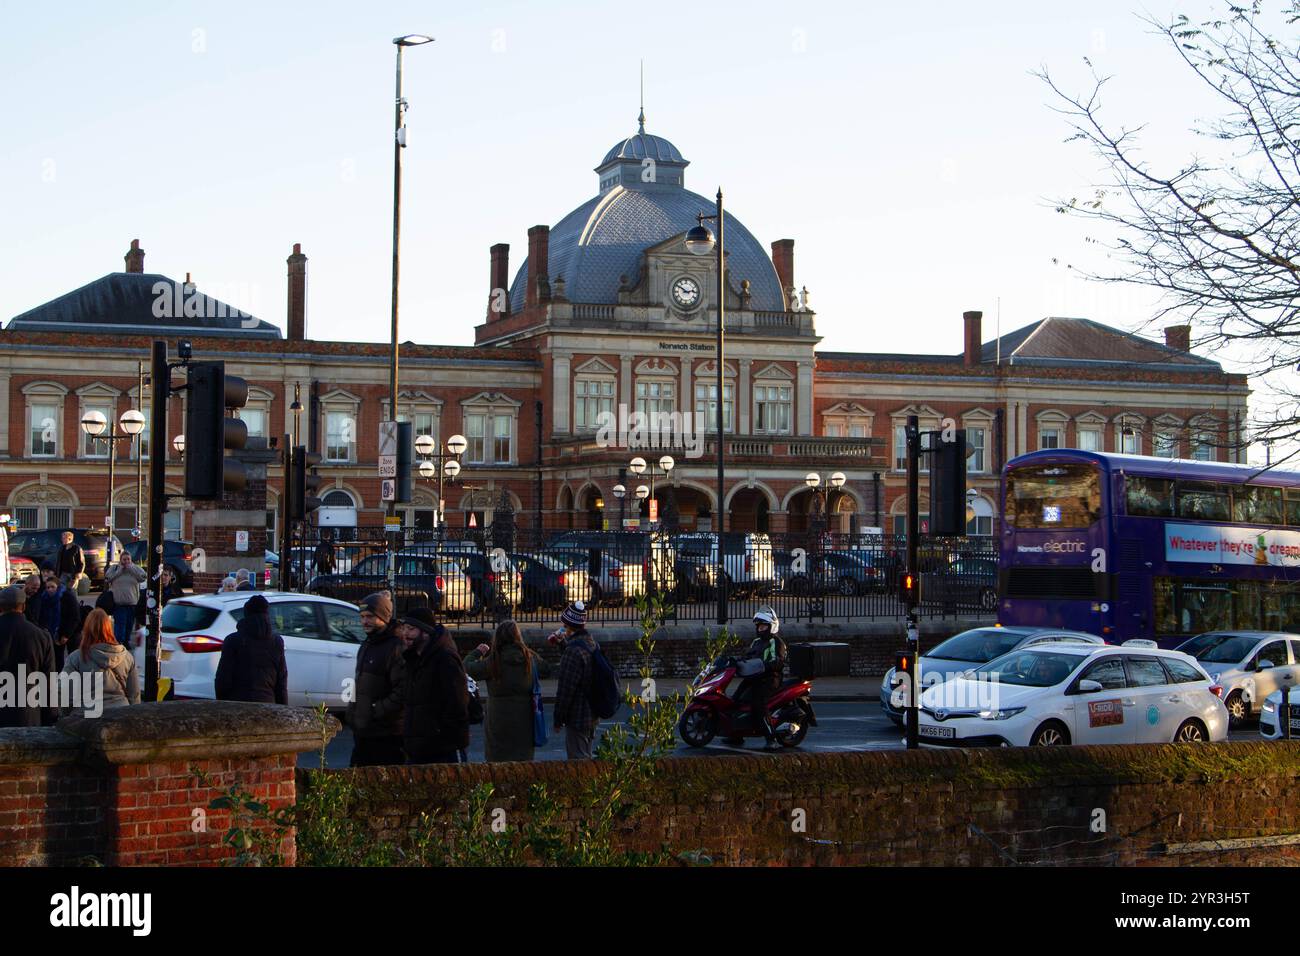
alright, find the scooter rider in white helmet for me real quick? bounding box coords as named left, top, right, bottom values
left=729, top=606, right=787, bottom=749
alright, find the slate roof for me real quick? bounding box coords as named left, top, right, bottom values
left=820, top=317, right=1225, bottom=374
left=7, top=272, right=282, bottom=338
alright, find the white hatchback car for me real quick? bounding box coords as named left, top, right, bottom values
left=916, top=643, right=1228, bottom=747
left=1174, top=631, right=1300, bottom=728
left=133, top=591, right=365, bottom=708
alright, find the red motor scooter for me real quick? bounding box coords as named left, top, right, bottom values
left=678, top=655, right=817, bottom=748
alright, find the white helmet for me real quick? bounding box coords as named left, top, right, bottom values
left=753, top=605, right=780, bottom=635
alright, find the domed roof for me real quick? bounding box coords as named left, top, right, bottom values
left=509, top=123, right=786, bottom=314
left=599, top=132, right=685, bottom=166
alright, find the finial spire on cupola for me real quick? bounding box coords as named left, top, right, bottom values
left=638, top=60, right=645, bottom=134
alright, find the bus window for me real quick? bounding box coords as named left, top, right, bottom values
left=1125, top=476, right=1174, bottom=517
left=1004, top=463, right=1100, bottom=529
left=1232, top=485, right=1283, bottom=525
left=1180, top=584, right=1233, bottom=633
left=1154, top=578, right=1177, bottom=634
left=1177, top=481, right=1230, bottom=522
left=1286, top=490, right=1300, bottom=526
left=1234, top=580, right=1262, bottom=631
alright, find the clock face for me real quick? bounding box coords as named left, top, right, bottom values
left=671, top=276, right=701, bottom=309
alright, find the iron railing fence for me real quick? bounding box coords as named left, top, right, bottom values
left=280, top=525, right=998, bottom=626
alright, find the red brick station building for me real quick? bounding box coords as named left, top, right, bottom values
left=0, top=120, right=1249, bottom=547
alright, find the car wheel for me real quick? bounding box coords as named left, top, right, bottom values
left=979, top=587, right=998, bottom=612
left=1030, top=720, right=1070, bottom=747
left=678, top=708, right=716, bottom=748
left=1175, top=718, right=1208, bottom=743
left=837, top=577, right=856, bottom=596
left=1224, top=690, right=1249, bottom=728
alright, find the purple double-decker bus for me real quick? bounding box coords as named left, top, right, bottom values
left=999, top=450, right=1300, bottom=646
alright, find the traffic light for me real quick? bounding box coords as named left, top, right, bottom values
left=929, top=427, right=968, bottom=536
left=899, top=570, right=920, bottom=605
left=184, top=362, right=248, bottom=499
left=894, top=651, right=912, bottom=676
left=291, top=446, right=323, bottom=520
left=395, top=421, right=413, bottom=504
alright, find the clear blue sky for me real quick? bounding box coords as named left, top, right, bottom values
left=0, top=0, right=1269, bottom=421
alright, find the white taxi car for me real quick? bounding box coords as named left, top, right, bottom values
left=133, top=591, right=365, bottom=708
left=916, top=643, right=1228, bottom=747
left=1174, top=631, right=1300, bottom=728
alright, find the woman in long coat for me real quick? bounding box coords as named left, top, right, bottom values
left=464, top=620, right=553, bottom=762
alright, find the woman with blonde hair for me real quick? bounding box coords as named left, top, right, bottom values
left=464, top=620, right=553, bottom=761
left=62, top=607, right=140, bottom=711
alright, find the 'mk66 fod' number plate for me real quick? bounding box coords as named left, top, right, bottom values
left=919, top=724, right=955, bottom=739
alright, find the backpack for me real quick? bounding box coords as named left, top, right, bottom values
left=584, top=639, right=621, bottom=720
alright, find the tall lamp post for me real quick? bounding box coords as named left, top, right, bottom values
left=805, top=471, right=846, bottom=539
left=387, top=32, right=434, bottom=531
left=685, top=189, right=726, bottom=625
left=628, top=454, right=674, bottom=527
left=81, top=409, right=147, bottom=554
left=611, top=483, right=627, bottom=530
left=415, top=433, right=466, bottom=542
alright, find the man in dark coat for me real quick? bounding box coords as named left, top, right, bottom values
left=0, top=586, right=55, bottom=728
left=348, top=591, right=407, bottom=766
left=551, top=601, right=598, bottom=758
left=54, top=532, right=85, bottom=590
left=398, top=607, right=468, bottom=764
left=314, top=533, right=336, bottom=576
left=20, top=576, right=42, bottom=627
left=214, top=594, right=288, bottom=704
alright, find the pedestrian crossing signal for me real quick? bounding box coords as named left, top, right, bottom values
left=898, top=571, right=919, bottom=605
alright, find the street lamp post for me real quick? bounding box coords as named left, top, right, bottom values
left=628, top=454, right=674, bottom=527
left=685, top=189, right=726, bottom=625
left=415, top=433, right=466, bottom=543
left=805, top=471, right=847, bottom=539
left=387, top=33, right=434, bottom=541
left=81, top=409, right=146, bottom=555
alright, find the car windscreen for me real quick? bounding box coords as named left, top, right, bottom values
left=975, top=650, right=1088, bottom=687
left=161, top=602, right=221, bottom=634
left=927, top=628, right=1025, bottom=664
left=1177, top=633, right=1259, bottom=665
left=525, top=553, right=567, bottom=572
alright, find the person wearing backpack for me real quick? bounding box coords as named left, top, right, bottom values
left=550, top=600, right=617, bottom=759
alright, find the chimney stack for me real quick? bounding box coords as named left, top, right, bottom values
left=771, top=239, right=795, bottom=304
left=124, top=239, right=145, bottom=274
left=287, top=243, right=307, bottom=342
left=963, top=310, right=983, bottom=366
left=488, top=243, right=511, bottom=322
left=1164, top=324, right=1191, bottom=352
left=526, top=225, right=550, bottom=307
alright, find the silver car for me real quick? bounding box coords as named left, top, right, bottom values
left=1176, top=631, right=1300, bottom=728
left=880, top=625, right=1106, bottom=725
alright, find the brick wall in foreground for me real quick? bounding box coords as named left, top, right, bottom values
left=314, top=742, right=1300, bottom=866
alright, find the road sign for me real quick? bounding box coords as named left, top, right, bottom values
left=381, top=478, right=396, bottom=502
left=384, top=515, right=402, bottom=530
left=468, top=514, right=478, bottom=528
left=235, top=530, right=249, bottom=552
left=378, top=455, right=397, bottom=478
left=649, top=499, right=659, bottom=522
left=623, top=518, right=641, bottom=529
left=378, top=421, right=398, bottom=458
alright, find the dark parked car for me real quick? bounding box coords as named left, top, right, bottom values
left=545, top=530, right=677, bottom=594
left=512, top=552, right=590, bottom=611
left=8, top=528, right=124, bottom=588
left=920, top=556, right=999, bottom=611
left=307, top=551, right=474, bottom=615
left=434, top=550, right=523, bottom=612
left=126, top=539, right=194, bottom=590
left=775, top=550, right=881, bottom=595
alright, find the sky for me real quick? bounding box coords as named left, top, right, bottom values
left=0, top=0, right=1280, bottom=449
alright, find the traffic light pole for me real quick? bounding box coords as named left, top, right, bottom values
left=144, top=341, right=169, bottom=703
left=280, top=433, right=293, bottom=591
left=905, top=413, right=920, bottom=750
